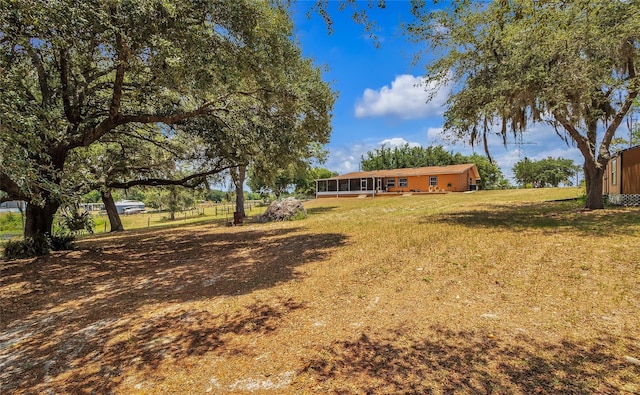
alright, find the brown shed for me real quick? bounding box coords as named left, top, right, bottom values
left=603, top=145, right=640, bottom=205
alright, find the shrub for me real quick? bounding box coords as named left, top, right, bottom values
left=3, top=235, right=51, bottom=259
left=3, top=233, right=76, bottom=260
left=49, top=234, right=76, bottom=251
left=58, top=209, right=94, bottom=235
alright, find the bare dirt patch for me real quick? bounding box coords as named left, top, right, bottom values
left=2, top=191, right=640, bottom=394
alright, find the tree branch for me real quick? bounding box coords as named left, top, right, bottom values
left=117, top=130, right=184, bottom=158
left=110, top=30, right=128, bottom=119
left=26, top=46, right=51, bottom=107
left=119, top=105, right=229, bottom=125
left=67, top=83, right=251, bottom=151
left=59, top=48, right=82, bottom=123
left=601, top=89, right=638, bottom=160
left=552, top=110, right=593, bottom=162
left=0, top=172, right=29, bottom=200
left=106, top=165, right=235, bottom=189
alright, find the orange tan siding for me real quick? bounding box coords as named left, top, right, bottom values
left=383, top=174, right=469, bottom=192
left=315, top=164, right=480, bottom=198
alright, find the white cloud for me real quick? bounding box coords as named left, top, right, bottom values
left=355, top=74, right=448, bottom=119
left=326, top=143, right=369, bottom=174
left=426, top=127, right=445, bottom=142
left=379, top=137, right=420, bottom=148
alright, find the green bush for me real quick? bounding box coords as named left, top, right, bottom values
left=3, top=234, right=51, bottom=259
left=49, top=234, right=76, bottom=251
left=3, top=233, right=76, bottom=260
left=58, top=209, right=94, bottom=234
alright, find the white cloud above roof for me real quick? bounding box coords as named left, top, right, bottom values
left=326, top=137, right=423, bottom=174
left=379, top=137, right=421, bottom=147
left=355, top=74, right=448, bottom=119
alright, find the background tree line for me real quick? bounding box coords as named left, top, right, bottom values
left=512, top=157, right=581, bottom=188
left=360, top=144, right=510, bottom=190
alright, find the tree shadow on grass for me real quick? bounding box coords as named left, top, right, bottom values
left=0, top=225, right=348, bottom=394
left=428, top=202, right=640, bottom=236
left=300, top=326, right=640, bottom=394
left=61, top=298, right=303, bottom=394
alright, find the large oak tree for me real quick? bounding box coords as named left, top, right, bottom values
left=408, top=0, right=640, bottom=208
left=0, top=0, right=333, bottom=237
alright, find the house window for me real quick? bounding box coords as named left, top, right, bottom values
left=611, top=159, right=617, bottom=185
left=318, top=180, right=327, bottom=192
left=386, top=178, right=395, bottom=188
left=398, top=178, right=408, bottom=187
left=430, top=176, right=438, bottom=186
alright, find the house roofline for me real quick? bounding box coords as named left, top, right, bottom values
left=612, top=144, right=640, bottom=157
left=315, top=164, right=480, bottom=181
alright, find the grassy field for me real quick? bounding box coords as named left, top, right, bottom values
left=2, top=188, right=640, bottom=394
left=0, top=203, right=264, bottom=241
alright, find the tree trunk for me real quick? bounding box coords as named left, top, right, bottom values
left=232, top=165, right=246, bottom=217
left=22, top=148, right=67, bottom=238
left=168, top=187, right=177, bottom=220
left=101, top=189, right=124, bottom=232
left=24, top=200, right=60, bottom=237
left=584, top=164, right=604, bottom=210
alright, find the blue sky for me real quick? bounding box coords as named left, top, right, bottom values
left=290, top=1, right=586, bottom=181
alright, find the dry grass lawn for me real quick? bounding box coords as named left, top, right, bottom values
left=1, top=188, right=640, bottom=394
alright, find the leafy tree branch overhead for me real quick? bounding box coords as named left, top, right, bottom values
left=0, top=0, right=334, bottom=239
left=407, top=0, right=640, bottom=209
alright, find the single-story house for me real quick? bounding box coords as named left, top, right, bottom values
left=603, top=145, right=640, bottom=206
left=315, top=164, right=481, bottom=198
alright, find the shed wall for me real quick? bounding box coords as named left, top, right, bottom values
left=622, top=148, right=640, bottom=194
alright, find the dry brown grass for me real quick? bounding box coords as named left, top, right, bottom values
left=1, top=188, right=639, bottom=394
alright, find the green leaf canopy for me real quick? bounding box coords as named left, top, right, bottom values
left=0, top=0, right=334, bottom=237
left=408, top=0, right=640, bottom=208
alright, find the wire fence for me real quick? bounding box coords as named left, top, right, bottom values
left=1, top=200, right=268, bottom=241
